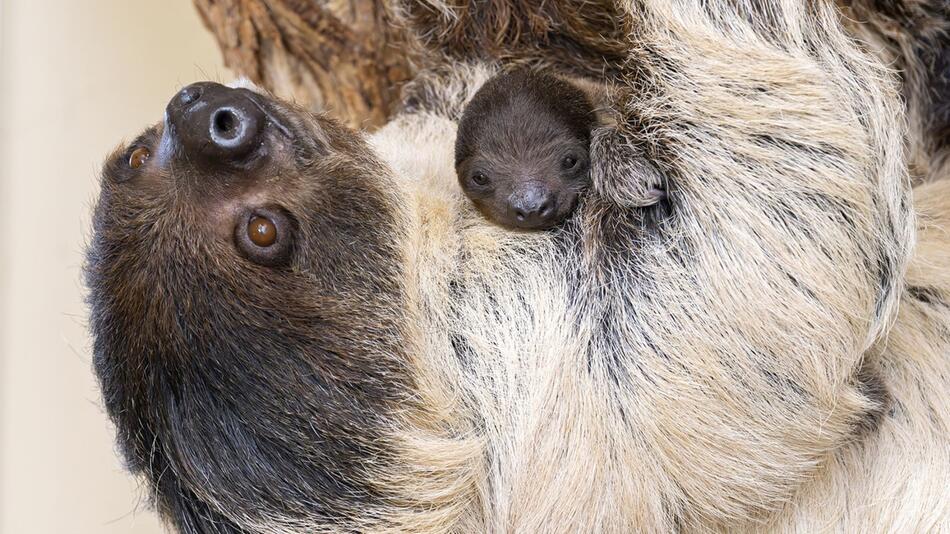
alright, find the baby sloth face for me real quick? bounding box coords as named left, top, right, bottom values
left=455, top=70, right=596, bottom=230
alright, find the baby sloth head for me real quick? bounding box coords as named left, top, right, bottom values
left=455, top=70, right=596, bottom=230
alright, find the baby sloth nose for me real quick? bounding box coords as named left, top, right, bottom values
left=165, top=82, right=265, bottom=163
left=509, top=183, right=556, bottom=228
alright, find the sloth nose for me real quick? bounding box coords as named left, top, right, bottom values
left=165, top=82, right=265, bottom=163
left=509, top=183, right=556, bottom=227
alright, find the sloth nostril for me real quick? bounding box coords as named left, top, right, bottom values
left=178, top=85, right=202, bottom=106
left=538, top=201, right=553, bottom=218
left=213, top=109, right=238, bottom=138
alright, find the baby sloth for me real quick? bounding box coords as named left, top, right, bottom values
left=455, top=70, right=596, bottom=230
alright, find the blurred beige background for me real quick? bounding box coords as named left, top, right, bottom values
left=0, top=1, right=230, bottom=532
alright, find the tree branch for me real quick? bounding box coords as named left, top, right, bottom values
left=194, top=0, right=416, bottom=128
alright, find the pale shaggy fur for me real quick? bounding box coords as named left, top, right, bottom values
left=841, top=0, right=950, bottom=183
left=356, top=1, right=948, bottom=532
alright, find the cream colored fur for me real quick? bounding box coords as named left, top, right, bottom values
left=761, top=178, right=950, bottom=532
left=841, top=0, right=950, bottom=183
left=355, top=1, right=949, bottom=532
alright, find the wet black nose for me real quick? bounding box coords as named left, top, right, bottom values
left=509, top=183, right=556, bottom=228
left=165, top=82, right=265, bottom=163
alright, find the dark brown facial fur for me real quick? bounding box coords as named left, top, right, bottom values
left=455, top=70, right=596, bottom=230
left=86, top=82, right=413, bottom=532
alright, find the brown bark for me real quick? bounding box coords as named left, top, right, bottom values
left=194, top=0, right=416, bottom=128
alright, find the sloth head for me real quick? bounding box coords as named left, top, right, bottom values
left=455, top=70, right=596, bottom=230
left=86, top=82, right=413, bottom=525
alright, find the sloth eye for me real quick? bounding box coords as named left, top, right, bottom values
left=471, top=172, right=489, bottom=186
left=129, top=147, right=150, bottom=169
left=235, top=208, right=295, bottom=267
left=247, top=216, right=277, bottom=247
left=562, top=155, right=579, bottom=170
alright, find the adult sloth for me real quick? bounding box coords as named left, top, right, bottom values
left=86, top=0, right=948, bottom=532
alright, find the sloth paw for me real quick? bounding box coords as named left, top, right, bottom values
left=589, top=126, right=667, bottom=209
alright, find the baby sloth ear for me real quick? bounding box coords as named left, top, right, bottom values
left=589, top=126, right=667, bottom=208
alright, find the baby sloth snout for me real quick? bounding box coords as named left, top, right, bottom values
left=509, top=182, right=556, bottom=228
left=166, top=82, right=265, bottom=163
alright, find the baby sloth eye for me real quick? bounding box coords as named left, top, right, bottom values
left=561, top=155, right=579, bottom=170
left=471, top=172, right=489, bottom=186
left=247, top=216, right=277, bottom=247
left=129, top=147, right=150, bottom=169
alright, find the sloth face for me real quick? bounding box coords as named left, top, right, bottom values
left=457, top=125, right=590, bottom=230
left=86, top=82, right=412, bottom=525
left=455, top=70, right=595, bottom=230
left=455, top=114, right=591, bottom=230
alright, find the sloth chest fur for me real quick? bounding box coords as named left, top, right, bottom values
left=372, top=114, right=637, bottom=517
